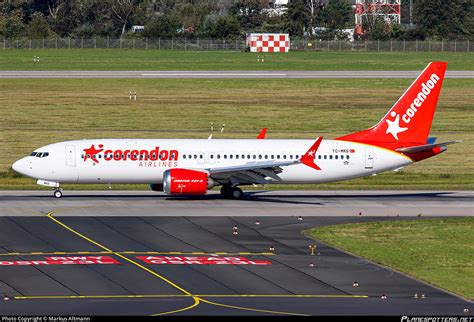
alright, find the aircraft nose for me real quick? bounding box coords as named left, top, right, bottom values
left=12, top=158, right=27, bottom=176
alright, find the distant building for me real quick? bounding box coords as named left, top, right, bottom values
left=131, top=26, right=145, bottom=33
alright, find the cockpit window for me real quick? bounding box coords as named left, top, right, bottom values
left=31, top=152, right=49, bottom=158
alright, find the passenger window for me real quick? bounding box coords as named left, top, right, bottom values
left=183, top=155, right=186, bottom=159
left=335, top=155, right=338, bottom=160
left=271, top=155, right=274, bottom=159
left=194, top=155, right=197, bottom=159
left=247, top=155, right=250, bottom=159
left=224, top=155, right=227, bottom=159
left=217, top=155, right=220, bottom=159
left=236, top=155, right=239, bottom=159
left=283, top=155, right=287, bottom=159
left=253, top=155, right=256, bottom=159
left=318, top=155, right=321, bottom=159
left=277, top=155, right=280, bottom=159
left=200, top=155, right=203, bottom=159
left=229, top=155, right=233, bottom=159
left=258, top=155, right=262, bottom=159
left=324, top=155, right=327, bottom=159
left=329, top=155, right=333, bottom=160
left=347, top=155, right=350, bottom=159
left=210, top=154, right=213, bottom=159
left=265, top=155, right=268, bottom=159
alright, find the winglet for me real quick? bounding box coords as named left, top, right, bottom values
left=257, top=128, right=267, bottom=139
left=301, top=137, right=323, bottom=170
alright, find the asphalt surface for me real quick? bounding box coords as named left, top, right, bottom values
left=0, top=191, right=472, bottom=315
left=0, top=70, right=473, bottom=78
left=1, top=190, right=472, bottom=217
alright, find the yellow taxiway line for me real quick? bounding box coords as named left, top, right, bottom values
left=44, top=211, right=193, bottom=297
left=14, top=294, right=368, bottom=300
left=18, top=210, right=364, bottom=316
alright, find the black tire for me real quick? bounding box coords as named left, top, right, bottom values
left=220, top=185, right=232, bottom=198
left=230, top=187, right=243, bottom=200
left=54, top=190, right=62, bottom=198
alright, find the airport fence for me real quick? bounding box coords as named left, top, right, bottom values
left=1, top=37, right=471, bottom=52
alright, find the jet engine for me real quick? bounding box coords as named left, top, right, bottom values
left=163, top=169, right=215, bottom=195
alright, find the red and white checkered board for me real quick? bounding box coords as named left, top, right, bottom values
left=248, top=34, right=289, bottom=53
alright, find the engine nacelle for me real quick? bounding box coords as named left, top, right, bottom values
left=163, top=169, right=215, bottom=195
left=149, top=183, right=164, bottom=191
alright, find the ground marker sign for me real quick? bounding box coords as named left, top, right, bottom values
left=137, top=256, right=272, bottom=265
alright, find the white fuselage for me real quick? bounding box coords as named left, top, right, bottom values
left=13, top=139, right=413, bottom=185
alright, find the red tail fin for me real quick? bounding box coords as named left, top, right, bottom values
left=337, top=62, right=447, bottom=149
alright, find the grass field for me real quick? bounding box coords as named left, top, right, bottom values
left=0, top=49, right=473, bottom=70
left=305, top=218, right=474, bottom=300
left=1, top=77, right=472, bottom=190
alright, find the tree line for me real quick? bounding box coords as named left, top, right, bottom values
left=0, top=0, right=472, bottom=40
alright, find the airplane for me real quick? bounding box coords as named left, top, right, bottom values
left=12, top=62, right=458, bottom=199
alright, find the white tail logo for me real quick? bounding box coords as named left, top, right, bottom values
left=385, top=112, right=408, bottom=140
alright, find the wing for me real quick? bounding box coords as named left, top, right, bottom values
left=206, top=137, right=323, bottom=185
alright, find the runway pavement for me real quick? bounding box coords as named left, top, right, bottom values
left=0, top=190, right=472, bottom=217
left=0, top=70, right=473, bottom=78
left=0, top=214, right=472, bottom=315
left=0, top=191, right=472, bottom=315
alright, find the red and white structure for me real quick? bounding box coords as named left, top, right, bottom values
left=354, top=0, right=401, bottom=36
left=246, top=33, right=289, bottom=53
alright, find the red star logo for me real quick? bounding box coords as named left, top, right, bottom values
left=83, top=144, right=104, bottom=163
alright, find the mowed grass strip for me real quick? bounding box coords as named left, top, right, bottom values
left=0, top=49, right=473, bottom=70
left=0, top=77, right=472, bottom=189
left=305, top=218, right=474, bottom=300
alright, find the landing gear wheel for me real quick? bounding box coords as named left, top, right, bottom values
left=230, top=187, right=243, bottom=200
left=220, top=185, right=232, bottom=199
left=53, top=190, right=62, bottom=198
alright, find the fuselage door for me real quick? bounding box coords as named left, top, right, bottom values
left=365, top=147, right=374, bottom=169
left=66, top=145, right=76, bottom=167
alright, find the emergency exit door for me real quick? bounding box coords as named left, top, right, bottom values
left=66, top=145, right=76, bottom=167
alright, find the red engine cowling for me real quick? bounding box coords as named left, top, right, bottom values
left=163, top=169, right=214, bottom=195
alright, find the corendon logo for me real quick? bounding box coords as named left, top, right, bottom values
left=82, top=144, right=179, bottom=164
left=385, top=112, right=408, bottom=140
left=83, top=144, right=104, bottom=163
left=385, top=73, right=440, bottom=140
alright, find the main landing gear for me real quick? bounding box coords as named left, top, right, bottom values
left=220, top=185, right=243, bottom=200
left=53, top=189, right=63, bottom=198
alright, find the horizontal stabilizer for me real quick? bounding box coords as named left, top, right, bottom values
left=396, top=140, right=460, bottom=153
